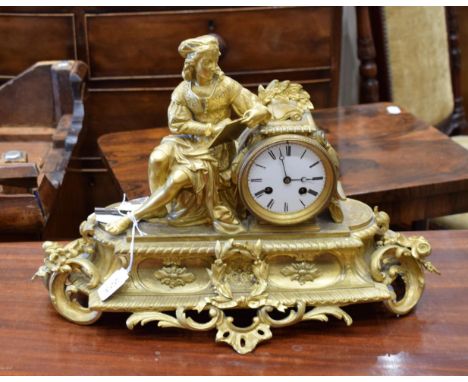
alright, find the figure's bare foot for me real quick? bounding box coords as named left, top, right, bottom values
left=105, top=216, right=132, bottom=235
left=153, top=206, right=167, bottom=218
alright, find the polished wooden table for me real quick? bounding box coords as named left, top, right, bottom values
left=0, top=230, right=467, bottom=375
left=98, top=103, right=468, bottom=227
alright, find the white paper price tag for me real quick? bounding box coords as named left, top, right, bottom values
left=386, top=105, right=401, bottom=115
left=98, top=268, right=129, bottom=301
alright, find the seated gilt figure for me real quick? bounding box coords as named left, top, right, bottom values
left=105, top=35, right=271, bottom=235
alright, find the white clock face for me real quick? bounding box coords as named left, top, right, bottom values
left=247, top=141, right=327, bottom=214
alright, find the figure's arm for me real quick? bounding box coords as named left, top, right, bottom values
left=231, top=82, right=271, bottom=128
left=168, top=86, right=214, bottom=136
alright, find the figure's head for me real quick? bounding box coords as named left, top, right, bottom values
left=178, top=35, right=223, bottom=82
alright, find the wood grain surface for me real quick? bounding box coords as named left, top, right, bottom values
left=98, top=103, right=468, bottom=226
left=0, top=61, right=87, bottom=237
left=0, top=230, right=466, bottom=375
left=85, top=7, right=337, bottom=78
left=0, top=13, right=76, bottom=77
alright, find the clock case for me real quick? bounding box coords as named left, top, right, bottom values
left=237, top=133, right=337, bottom=226
left=34, top=81, right=439, bottom=355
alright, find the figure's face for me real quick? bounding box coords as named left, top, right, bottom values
left=195, top=53, right=218, bottom=82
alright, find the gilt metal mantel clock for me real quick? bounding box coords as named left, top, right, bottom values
left=34, top=35, right=439, bottom=354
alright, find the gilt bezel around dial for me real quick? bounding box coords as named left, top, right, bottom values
left=238, top=134, right=336, bottom=225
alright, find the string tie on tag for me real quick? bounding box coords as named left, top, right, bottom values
left=116, top=194, right=147, bottom=272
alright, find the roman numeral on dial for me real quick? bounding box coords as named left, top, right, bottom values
left=309, top=161, right=319, bottom=169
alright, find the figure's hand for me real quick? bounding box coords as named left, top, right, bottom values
left=242, top=104, right=271, bottom=128
left=204, top=119, right=232, bottom=137
left=214, top=118, right=232, bottom=134
left=204, top=123, right=214, bottom=137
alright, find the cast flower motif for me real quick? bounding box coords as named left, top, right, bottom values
left=281, top=261, right=320, bottom=285
left=154, top=265, right=196, bottom=288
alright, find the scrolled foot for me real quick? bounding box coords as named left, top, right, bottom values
left=370, top=232, right=439, bottom=315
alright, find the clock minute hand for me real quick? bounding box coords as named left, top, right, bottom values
left=278, top=148, right=289, bottom=178
left=291, top=177, right=324, bottom=182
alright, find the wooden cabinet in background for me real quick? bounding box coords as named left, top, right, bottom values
left=0, top=7, right=344, bottom=238
left=0, top=7, right=343, bottom=155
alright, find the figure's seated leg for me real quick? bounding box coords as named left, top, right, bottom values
left=149, top=144, right=172, bottom=193
left=105, top=169, right=191, bottom=235
left=148, top=143, right=174, bottom=218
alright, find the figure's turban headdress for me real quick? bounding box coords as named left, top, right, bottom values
left=178, top=35, right=220, bottom=59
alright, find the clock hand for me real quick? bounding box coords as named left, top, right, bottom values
left=278, top=148, right=288, bottom=177
left=291, top=177, right=324, bottom=182
left=278, top=148, right=291, bottom=184
left=254, top=186, right=273, bottom=198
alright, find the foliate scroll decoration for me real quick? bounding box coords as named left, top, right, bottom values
left=126, top=306, right=270, bottom=354
left=33, top=218, right=101, bottom=325
left=371, top=231, right=440, bottom=315
left=259, top=302, right=352, bottom=328
left=79, top=213, right=97, bottom=240
left=127, top=307, right=222, bottom=332
left=373, top=206, right=390, bottom=236
left=215, top=311, right=272, bottom=354
left=127, top=301, right=352, bottom=354
left=258, top=80, right=313, bottom=121
left=204, top=239, right=268, bottom=310
left=127, top=302, right=352, bottom=354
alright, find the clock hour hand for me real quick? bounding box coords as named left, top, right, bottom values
left=254, top=186, right=273, bottom=198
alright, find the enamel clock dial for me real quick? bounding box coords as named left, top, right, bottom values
left=238, top=134, right=336, bottom=225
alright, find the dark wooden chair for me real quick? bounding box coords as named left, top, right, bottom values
left=358, top=6, right=468, bottom=229
left=360, top=6, right=467, bottom=136
left=0, top=60, right=87, bottom=238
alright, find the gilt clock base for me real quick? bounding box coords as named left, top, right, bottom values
left=34, top=198, right=438, bottom=354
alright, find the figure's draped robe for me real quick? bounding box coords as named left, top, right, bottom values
left=153, top=74, right=259, bottom=233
